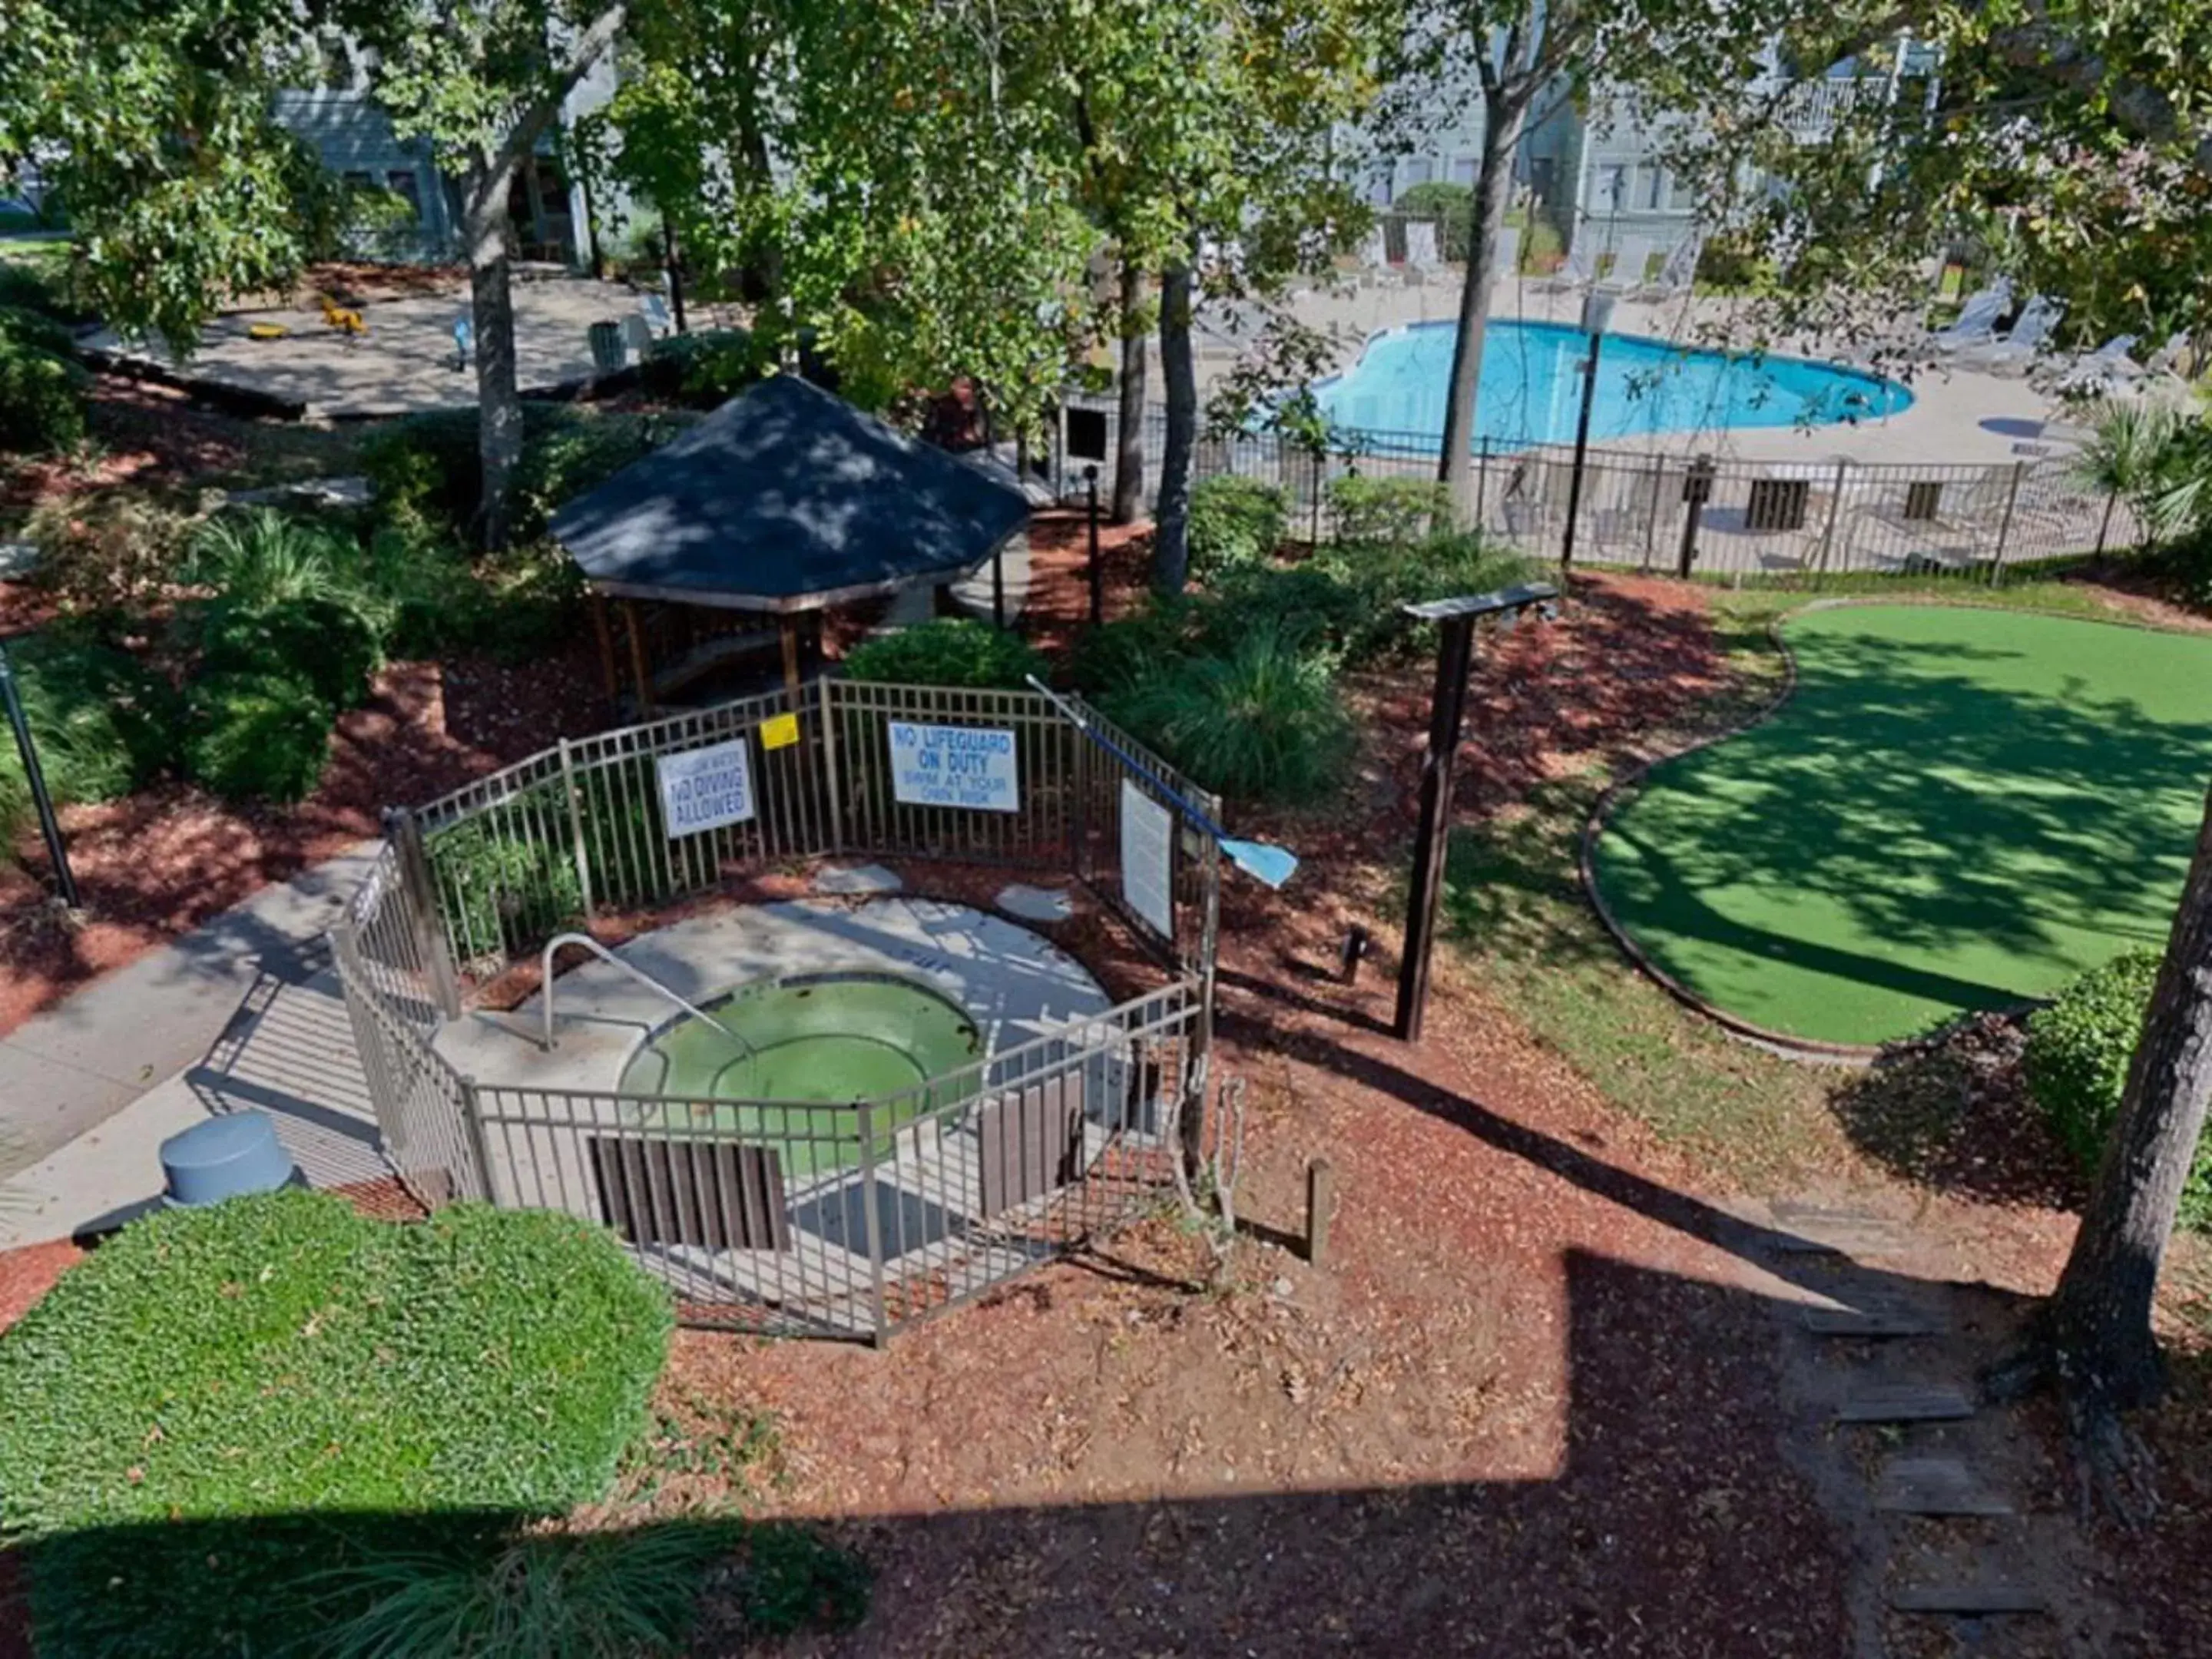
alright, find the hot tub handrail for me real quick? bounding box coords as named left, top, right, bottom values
left=539, top=932, right=757, bottom=1061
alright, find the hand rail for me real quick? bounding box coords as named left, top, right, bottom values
left=538, top=931, right=757, bottom=1060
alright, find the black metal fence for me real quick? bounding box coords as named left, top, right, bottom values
left=333, top=679, right=1224, bottom=1340
left=1053, top=399, right=2136, bottom=584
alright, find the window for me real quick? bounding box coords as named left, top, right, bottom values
left=340, top=169, right=373, bottom=193
left=1452, top=156, right=1479, bottom=188
left=384, top=169, right=422, bottom=220
left=1401, top=157, right=1434, bottom=189
left=1597, top=164, right=1628, bottom=212
left=1666, top=170, right=1696, bottom=212
left=1644, top=167, right=1667, bottom=210
left=1366, top=167, right=1393, bottom=207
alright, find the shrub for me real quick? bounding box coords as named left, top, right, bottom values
left=1187, top=475, right=1289, bottom=581
left=363, top=403, right=695, bottom=542
left=0, top=1191, right=673, bottom=1659
left=1103, top=623, right=1352, bottom=803
left=1336, top=531, right=1538, bottom=662
left=0, top=631, right=175, bottom=848
left=1326, top=475, right=1449, bottom=550
left=842, top=618, right=1048, bottom=689
left=0, top=320, right=86, bottom=453
left=27, top=492, right=192, bottom=617
left=641, top=326, right=760, bottom=406
left=198, top=596, right=383, bottom=708
left=429, top=788, right=589, bottom=961
left=183, top=671, right=335, bottom=803
left=2022, top=951, right=2212, bottom=1226
left=1066, top=601, right=1210, bottom=698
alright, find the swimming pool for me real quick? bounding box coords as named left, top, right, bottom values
left=1311, top=320, right=1912, bottom=449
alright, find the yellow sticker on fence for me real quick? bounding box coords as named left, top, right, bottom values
left=760, top=712, right=800, bottom=750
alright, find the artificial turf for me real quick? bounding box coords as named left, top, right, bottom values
left=1591, top=604, right=2212, bottom=1046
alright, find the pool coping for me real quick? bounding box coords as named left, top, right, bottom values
left=1569, top=595, right=2147, bottom=1063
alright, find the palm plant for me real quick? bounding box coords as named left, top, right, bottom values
left=2072, top=399, right=2211, bottom=548
left=184, top=507, right=391, bottom=627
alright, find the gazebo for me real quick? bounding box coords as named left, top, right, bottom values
left=551, top=374, right=1031, bottom=711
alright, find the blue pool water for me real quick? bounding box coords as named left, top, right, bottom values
left=1311, top=320, right=1912, bottom=449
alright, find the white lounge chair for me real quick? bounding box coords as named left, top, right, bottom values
left=2144, top=332, right=2192, bottom=379
left=1532, top=238, right=1597, bottom=293
left=1634, top=237, right=1701, bottom=303
left=1405, top=220, right=1441, bottom=272
left=1929, top=280, right=2013, bottom=353
left=1358, top=224, right=1389, bottom=272
left=2044, top=334, right=2141, bottom=399
left=1596, top=237, right=1656, bottom=295
left=638, top=293, right=675, bottom=337
left=1958, top=294, right=2062, bottom=374
left=1488, top=225, right=1522, bottom=290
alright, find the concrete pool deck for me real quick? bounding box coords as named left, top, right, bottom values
left=435, top=897, right=1113, bottom=1094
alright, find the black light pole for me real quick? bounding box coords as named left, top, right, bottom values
left=1083, top=463, right=1104, bottom=628
left=1394, top=582, right=1558, bottom=1043
left=0, top=639, right=80, bottom=910
left=1558, top=290, right=1612, bottom=574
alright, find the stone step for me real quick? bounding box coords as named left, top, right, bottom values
left=1767, top=1202, right=1908, bottom=1255
left=1836, top=1384, right=1975, bottom=1423
left=1876, top=1456, right=2013, bottom=1516
left=1800, top=1299, right=1945, bottom=1338
left=1891, top=1582, right=2045, bottom=1615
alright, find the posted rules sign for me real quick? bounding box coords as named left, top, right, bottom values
left=656, top=739, right=756, bottom=836
left=887, top=721, right=1019, bottom=812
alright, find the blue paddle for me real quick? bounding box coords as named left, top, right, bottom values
left=1025, top=677, right=1300, bottom=889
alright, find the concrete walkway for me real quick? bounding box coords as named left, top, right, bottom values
left=0, top=847, right=382, bottom=1247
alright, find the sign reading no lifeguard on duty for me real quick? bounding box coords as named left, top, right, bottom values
left=656, top=739, right=757, bottom=836
left=887, top=721, right=1019, bottom=812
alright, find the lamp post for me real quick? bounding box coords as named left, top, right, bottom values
left=1558, top=290, right=1613, bottom=574
left=1083, top=463, right=1104, bottom=628
left=1393, top=581, right=1558, bottom=1043
left=0, top=639, right=80, bottom=910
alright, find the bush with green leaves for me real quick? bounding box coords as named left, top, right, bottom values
left=641, top=326, right=760, bottom=406
left=2023, top=950, right=2211, bottom=1226
left=1187, top=475, right=1289, bottom=581
left=0, top=1190, right=674, bottom=1659
left=0, top=631, right=176, bottom=849
left=183, top=671, right=334, bottom=803
left=28, top=491, right=193, bottom=617
left=841, top=618, right=1048, bottom=689
left=0, top=313, right=87, bottom=453
left=363, top=403, right=696, bottom=542
left=198, top=595, right=383, bottom=709
left=1065, top=600, right=1210, bottom=698
left=1102, top=622, right=1352, bottom=803
left=1326, top=475, right=1449, bottom=550
left=429, top=789, right=589, bottom=962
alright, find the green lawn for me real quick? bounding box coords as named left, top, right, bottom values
left=1591, top=604, right=2212, bottom=1046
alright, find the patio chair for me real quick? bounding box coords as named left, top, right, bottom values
left=1846, top=469, right=2013, bottom=572
left=1956, top=294, right=2062, bottom=375
left=1405, top=220, right=1442, bottom=272
left=1929, top=280, right=2013, bottom=354
left=638, top=292, right=675, bottom=337
left=1633, top=237, right=1701, bottom=303
left=1595, top=237, right=1656, bottom=296
left=1532, top=238, right=1597, bottom=294
left=2144, top=332, right=2193, bottom=379
left=2042, top=334, right=2141, bottom=399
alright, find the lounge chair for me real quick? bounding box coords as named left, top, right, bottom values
left=2043, top=334, right=2141, bottom=399
left=1956, top=295, right=2062, bottom=375
left=638, top=293, right=675, bottom=337
left=2144, top=332, right=2192, bottom=379
left=1532, top=239, right=1597, bottom=294
left=1405, top=220, right=1441, bottom=273
left=1929, top=280, right=2013, bottom=354
left=1595, top=237, right=1656, bottom=296
left=1634, top=237, right=1701, bottom=303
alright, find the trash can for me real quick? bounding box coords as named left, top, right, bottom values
left=160, top=1112, right=299, bottom=1208
left=588, top=320, right=627, bottom=372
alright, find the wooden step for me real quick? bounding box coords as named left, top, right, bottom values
left=1836, top=1384, right=1975, bottom=1423
left=1767, top=1203, right=1907, bottom=1254
left=1800, top=1300, right=1944, bottom=1337
left=1876, top=1456, right=2012, bottom=1516
left=1892, top=1582, right=2045, bottom=1615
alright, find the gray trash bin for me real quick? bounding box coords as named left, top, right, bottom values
left=160, top=1112, right=299, bottom=1207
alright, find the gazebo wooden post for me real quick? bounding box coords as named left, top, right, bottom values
left=590, top=591, right=619, bottom=706
left=778, top=613, right=803, bottom=702
left=624, top=599, right=654, bottom=717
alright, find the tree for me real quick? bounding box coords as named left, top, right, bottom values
left=0, top=0, right=632, bottom=550
left=339, top=1, right=630, bottom=548
left=1988, top=782, right=2212, bottom=1517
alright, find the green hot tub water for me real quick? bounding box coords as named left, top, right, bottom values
left=618, top=973, right=985, bottom=1177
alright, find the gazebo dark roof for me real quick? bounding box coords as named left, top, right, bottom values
left=549, top=374, right=1030, bottom=613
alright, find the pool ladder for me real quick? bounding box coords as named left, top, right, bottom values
left=538, top=932, right=757, bottom=1060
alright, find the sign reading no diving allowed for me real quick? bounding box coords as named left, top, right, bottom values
left=887, top=720, right=1019, bottom=812
left=656, top=739, right=757, bottom=836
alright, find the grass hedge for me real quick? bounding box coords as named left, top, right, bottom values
left=841, top=618, right=1048, bottom=690
left=0, top=1191, right=672, bottom=1658
left=1187, top=476, right=1288, bottom=581
left=183, top=671, right=335, bottom=803
left=0, top=631, right=175, bottom=847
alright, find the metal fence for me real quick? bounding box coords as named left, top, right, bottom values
left=1054, top=400, right=2137, bottom=584
left=333, top=678, right=1222, bottom=1340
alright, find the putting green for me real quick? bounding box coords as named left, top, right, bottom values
left=1591, top=604, right=2212, bottom=1046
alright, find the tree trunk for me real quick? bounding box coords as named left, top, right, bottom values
left=1112, top=262, right=1149, bottom=524
left=465, top=167, right=525, bottom=552
left=1153, top=257, right=1197, bottom=594
left=1436, top=94, right=1527, bottom=520
left=2040, top=779, right=2212, bottom=1412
